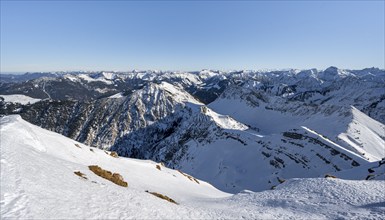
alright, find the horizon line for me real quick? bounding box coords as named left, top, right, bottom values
left=1, top=66, right=384, bottom=74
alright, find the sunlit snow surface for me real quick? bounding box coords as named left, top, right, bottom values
left=0, top=94, right=41, bottom=105
left=209, top=96, right=385, bottom=161
left=1, top=115, right=384, bottom=219
left=108, top=92, right=124, bottom=99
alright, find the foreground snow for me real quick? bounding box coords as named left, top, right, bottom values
left=1, top=115, right=384, bottom=219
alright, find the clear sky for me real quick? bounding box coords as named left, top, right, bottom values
left=1, top=1, right=384, bottom=72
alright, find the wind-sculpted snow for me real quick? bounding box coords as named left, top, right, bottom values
left=1, top=115, right=384, bottom=219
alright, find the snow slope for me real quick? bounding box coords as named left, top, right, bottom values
left=0, top=115, right=227, bottom=219
left=337, top=106, right=385, bottom=161
left=209, top=90, right=385, bottom=161
left=1, top=115, right=384, bottom=219
left=0, top=94, right=41, bottom=105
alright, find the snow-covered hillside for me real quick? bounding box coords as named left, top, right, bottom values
left=1, top=115, right=384, bottom=219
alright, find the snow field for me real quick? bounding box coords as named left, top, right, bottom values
left=0, top=94, right=41, bottom=105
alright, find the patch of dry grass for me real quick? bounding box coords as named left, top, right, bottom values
left=178, top=170, right=200, bottom=184
left=156, top=164, right=161, bottom=170
left=88, top=165, right=128, bottom=187
left=74, top=143, right=81, bottom=148
left=277, top=177, right=286, bottom=183
left=145, top=190, right=178, bottom=205
left=325, top=174, right=337, bottom=179
left=110, top=151, right=119, bottom=158
left=366, top=174, right=374, bottom=180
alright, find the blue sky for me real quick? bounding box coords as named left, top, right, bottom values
left=1, top=1, right=384, bottom=72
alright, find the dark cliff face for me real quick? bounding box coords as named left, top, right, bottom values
left=18, top=99, right=129, bottom=148
left=11, top=83, right=195, bottom=150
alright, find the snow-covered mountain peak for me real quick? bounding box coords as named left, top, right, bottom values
left=198, top=69, right=220, bottom=79
left=154, top=82, right=202, bottom=105
left=318, top=66, right=351, bottom=81
left=295, top=68, right=318, bottom=79
left=128, top=82, right=203, bottom=109
left=101, top=72, right=116, bottom=80
left=199, top=106, right=248, bottom=131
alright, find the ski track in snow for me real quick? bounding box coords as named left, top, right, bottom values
left=42, top=82, right=51, bottom=99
